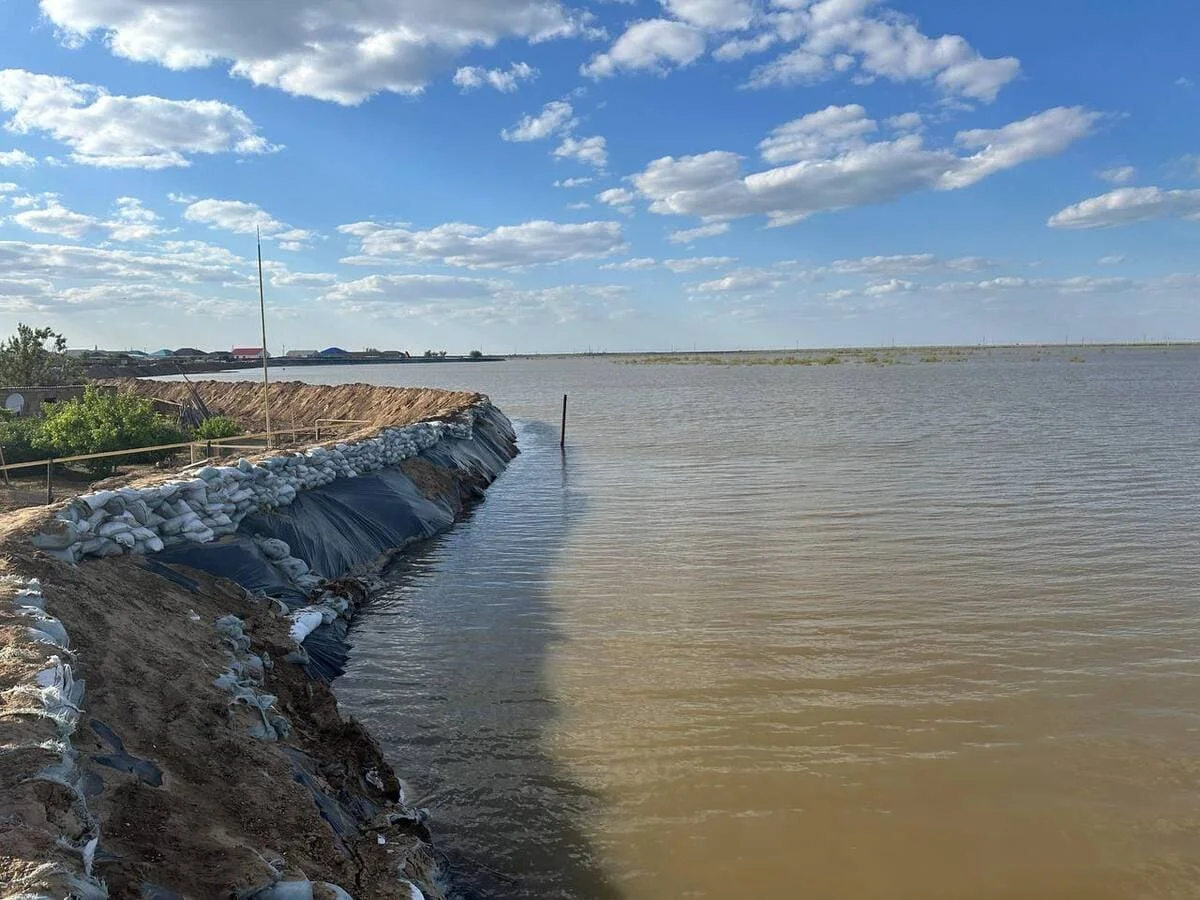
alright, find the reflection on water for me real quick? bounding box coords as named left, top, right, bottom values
left=224, top=350, right=1200, bottom=898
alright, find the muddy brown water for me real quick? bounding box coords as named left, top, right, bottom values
left=177, top=349, right=1200, bottom=898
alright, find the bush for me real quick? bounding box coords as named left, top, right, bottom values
left=0, top=416, right=47, bottom=464
left=193, top=416, right=241, bottom=440
left=36, top=386, right=186, bottom=476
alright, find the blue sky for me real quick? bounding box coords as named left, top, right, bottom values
left=0, top=0, right=1196, bottom=353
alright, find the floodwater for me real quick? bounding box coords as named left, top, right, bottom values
left=222, top=349, right=1200, bottom=898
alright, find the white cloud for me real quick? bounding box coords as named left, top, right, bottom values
left=600, top=257, right=658, bottom=270
left=554, top=134, right=608, bottom=169
left=324, top=273, right=505, bottom=305
left=555, top=176, right=593, bottom=188
left=105, top=196, right=165, bottom=241
left=663, top=0, right=754, bottom=31
left=596, top=187, right=635, bottom=211
left=668, top=221, right=730, bottom=243
left=863, top=278, right=915, bottom=295
left=663, top=255, right=736, bottom=272
left=453, top=61, right=538, bottom=93
left=11, top=200, right=97, bottom=239
left=828, top=253, right=934, bottom=274
left=934, top=274, right=1137, bottom=295
left=322, top=273, right=633, bottom=325
left=758, top=104, right=877, bottom=164
left=338, top=219, right=626, bottom=268
left=1177, top=76, right=1195, bottom=88
left=1098, top=165, right=1136, bottom=185
left=0, top=68, right=277, bottom=169
left=40, top=0, right=596, bottom=105
left=501, top=100, right=577, bottom=141
left=885, top=112, right=923, bottom=132
left=631, top=107, right=1097, bottom=227
left=746, top=0, right=1019, bottom=101
left=942, top=107, right=1101, bottom=189
left=565, top=201, right=591, bottom=210
left=713, top=33, right=777, bottom=61
left=1047, top=187, right=1200, bottom=229
left=1098, top=254, right=1125, bottom=266
left=266, top=265, right=337, bottom=287
left=0, top=149, right=37, bottom=168
left=0, top=237, right=253, bottom=291
left=582, top=19, right=706, bottom=78
left=180, top=198, right=312, bottom=244
left=691, top=265, right=792, bottom=294
left=598, top=255, right=735, bottom=272
left=0, top=182, right=18, bottom=193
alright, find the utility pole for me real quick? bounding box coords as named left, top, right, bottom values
left=257, top=228, right=271, bottom=445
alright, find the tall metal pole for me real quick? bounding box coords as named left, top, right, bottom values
left=257, top=228, right=271, bottom=446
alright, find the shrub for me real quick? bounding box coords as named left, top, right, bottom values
left=193, top=415, right=241, bottom=440
left=36, top=386, right=186, bottom=476
left=0, top=416, right=47, bottom=464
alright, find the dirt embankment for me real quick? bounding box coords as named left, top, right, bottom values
left=108, top=380, right=482, bottom=436
left=0, top=387, right=518, bottom=898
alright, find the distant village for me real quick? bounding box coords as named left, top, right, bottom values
left=63, top=345, right=498, bottom=378
left=67, top=346, right=432, bottom=363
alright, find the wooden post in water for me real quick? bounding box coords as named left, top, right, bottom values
left=45, top=459, right=53, bottom=504
left=560, top=394, right=567, bottom=449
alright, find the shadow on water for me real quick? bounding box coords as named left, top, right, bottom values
left=336, top=420, right=620, bottom=900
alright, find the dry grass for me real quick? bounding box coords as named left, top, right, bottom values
left=107, top=379, right=481, bottom=437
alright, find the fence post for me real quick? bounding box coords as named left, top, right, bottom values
left=45, top=459, right=53, bottom=504
left=189, top=443, right=196, bottom=466
left=315, top=424, right=321, bottom=442
left=560, top=394, right=567, bottom=449
left=206, top=440, right=213, bottom=460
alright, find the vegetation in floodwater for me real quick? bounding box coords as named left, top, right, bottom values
left=919, top=354, right=940, bottom=363
left=1068, top=355, right=1085, bottom=363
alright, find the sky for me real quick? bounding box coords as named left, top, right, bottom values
left=0, top=0, right=1196, bottom=354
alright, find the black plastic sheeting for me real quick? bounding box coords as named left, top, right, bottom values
left=240, top=466, right=454, bottom=578
left=150, top=413, right=515, bottom=681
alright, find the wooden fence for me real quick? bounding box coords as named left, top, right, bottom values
left=0, top=419, right=370, bottom=503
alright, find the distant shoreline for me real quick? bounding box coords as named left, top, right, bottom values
left=85, top=354, right=506, bottom=378
left=511, top=341, right=1200, bottom=359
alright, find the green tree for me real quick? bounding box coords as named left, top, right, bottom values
left=193, top=415, right=241, bottom=440
left=0, top=416, right=46, bottom=464
left=36, top=386, right=185, bottom=475
left=468, top=349, right=483, bottom=359
left=0, top=323, right=81, bottom=386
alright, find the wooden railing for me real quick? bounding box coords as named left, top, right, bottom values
left=0, top=419, right=371, bottom=503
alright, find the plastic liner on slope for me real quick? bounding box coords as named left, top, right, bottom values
left=154, top=538, right=309, bottom=601
left=237, top=467, right=456, bottom=578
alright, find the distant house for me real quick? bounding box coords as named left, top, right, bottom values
left=232, top=347, right=265, bottom=360
left=285, top=350, right=317, bottom=358
left=151, top=349, right=174, bottom=358
left=173, top=347, right=205, bottom=358
left=318, top=347, right=349, bottom=357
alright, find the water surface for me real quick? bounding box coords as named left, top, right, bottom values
left=214, top=349, right=1200, bottom=898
